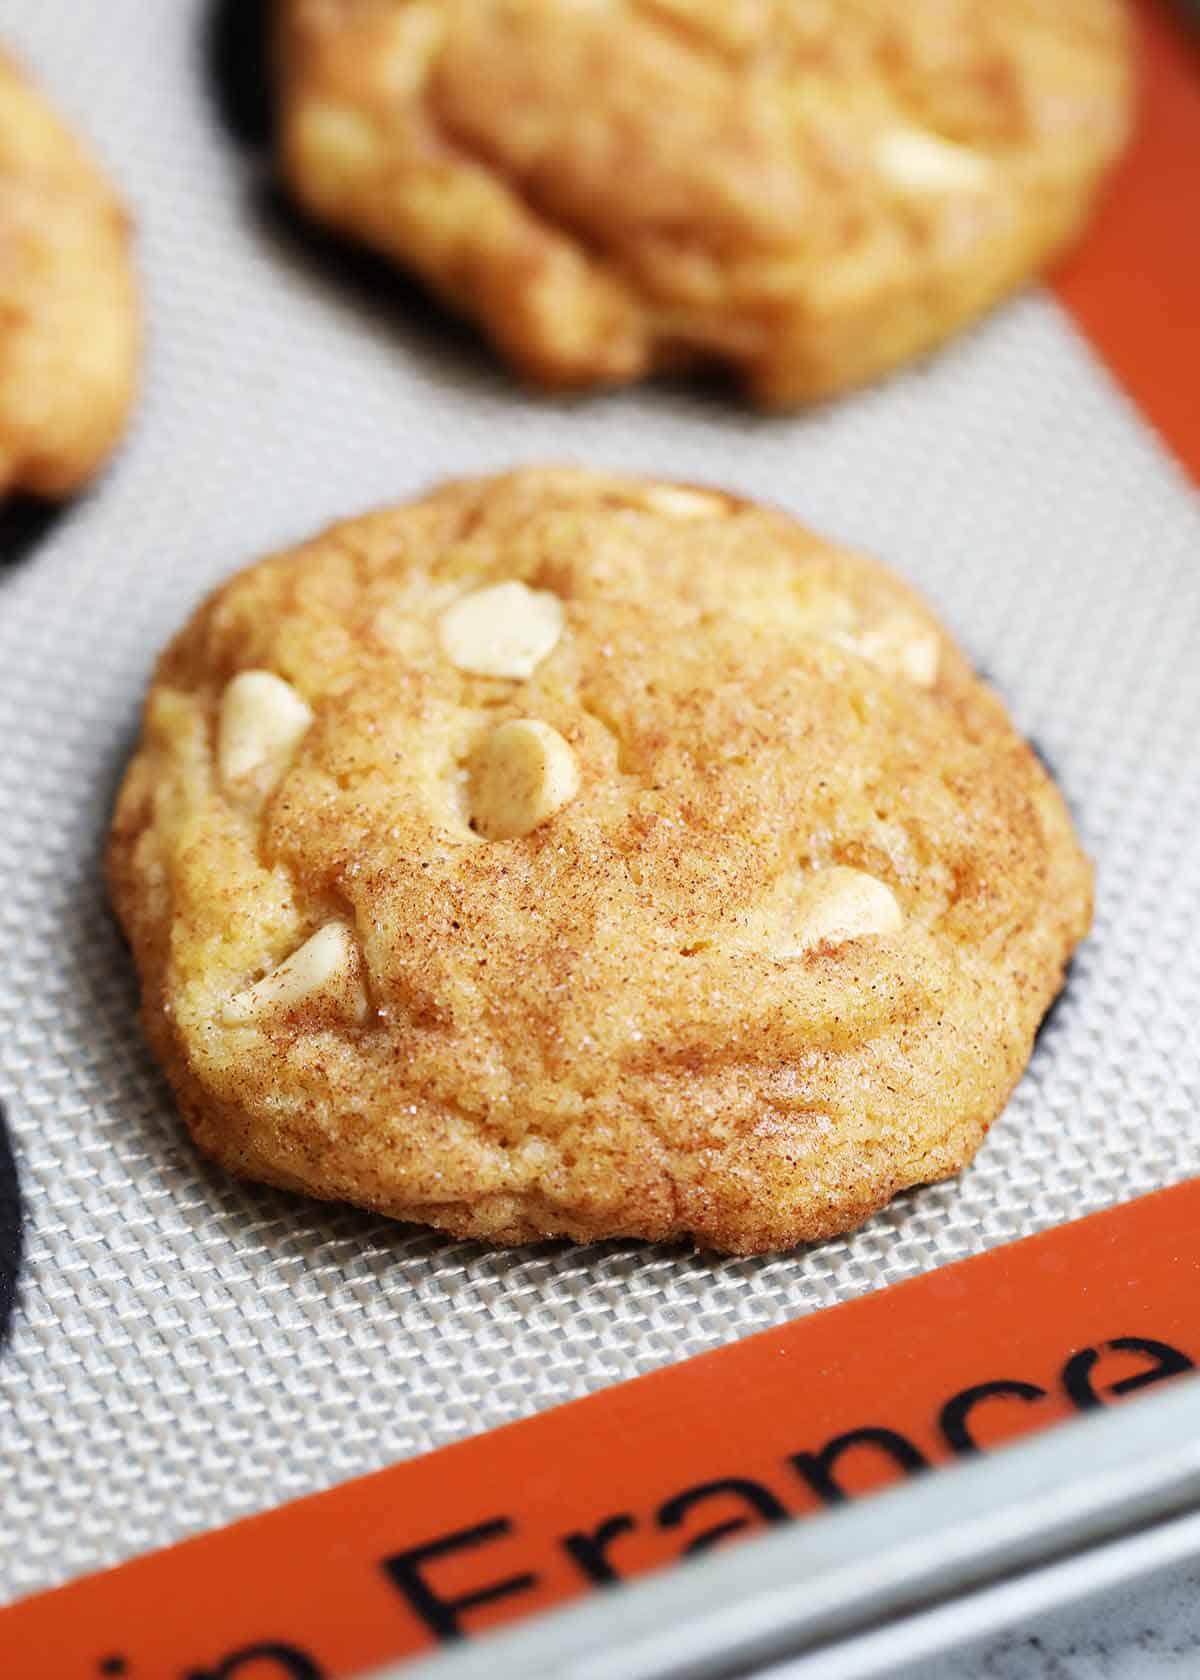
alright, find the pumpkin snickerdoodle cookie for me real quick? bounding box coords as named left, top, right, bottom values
left=0, top=48, right=138, bottom=498
left=276, top=0, right=1132, bottom=403
left=108, top=468, right=1091, bottom=1252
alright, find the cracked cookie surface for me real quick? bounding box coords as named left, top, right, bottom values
left=107, top=467, right=1092, bottom=1252
left=276, top=0, right=1133, bottom=403
left=0, top=49, right=138, bottom=498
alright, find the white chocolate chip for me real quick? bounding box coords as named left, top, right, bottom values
left=876, top=127, right=994, bottom=194
left=640, top=485, right=728, bottom=520
left=296, top=101, right=380, bottom=181
left=379, top=3, right=447, bottom=98
left=830, top=614, right=940, bottom=688
left=218, top=670, right=314, bottom=791
left=223, top=922, right=366, bottom=1025
left=731, top=865, right=903, bottom=958
left=439, top=581, right=564, bottom=679
left=735, top=582, right=857, bottom=638
left=470, top=719, right=581, bottom=840
left=790, top=867, right=904, bottom=953
left=857, top=615, right=940, bottom=688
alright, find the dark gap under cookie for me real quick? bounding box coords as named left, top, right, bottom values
left=251, top=182, right=522, bottom=392
left=1033, top=958, right=1075, bottom=1051
left=0, top=1102, right=23, bottom=1351
left=1027, top=735, right=1063, bottom=787
left=204, top=0, right=275, bottom=150
left=0, top=494, right=67, bottom=566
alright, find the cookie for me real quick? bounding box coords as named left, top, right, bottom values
left=0, top=49, right=138, bottom=499
left=276, top=0, right=1132, bottom=404
left=107, top=468, right=1092, bottom=1253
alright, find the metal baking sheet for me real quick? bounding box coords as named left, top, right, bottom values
left=1, top=0, right=1198, bottom=1632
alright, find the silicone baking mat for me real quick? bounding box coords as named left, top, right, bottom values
left=0, top=0, right=1197, bottom=1671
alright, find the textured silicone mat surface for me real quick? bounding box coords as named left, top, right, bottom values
left=1, top=1, right=1197, bottom=1605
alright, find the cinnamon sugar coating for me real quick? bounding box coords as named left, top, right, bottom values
left=107, top=468, right=1092, bottom=1252
left=276, top=0, right=1132, bottom=403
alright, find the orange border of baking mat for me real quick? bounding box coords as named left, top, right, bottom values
left=5, top=1178, right=1199, bottom=1678
left=1052, top=0, right=1200, bottom=482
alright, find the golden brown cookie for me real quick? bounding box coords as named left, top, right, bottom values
left=276, top=0, right=1133, bottom=404
left=0, top=49, right=138, bottom=499
left=107, top=468, right=1092, bottom=1253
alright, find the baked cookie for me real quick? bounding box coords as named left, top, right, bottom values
left=108, top=468, right=1092, bottom=1253
left=276, top=0, right=1133, bottom=404
left=0, top=49, right=138, bottom=499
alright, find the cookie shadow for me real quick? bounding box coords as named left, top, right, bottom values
left=259, top=182, right=532, bottom=393
left=0, top=1103, right=23, bottom=1353
left=0, top=494, right=70, bottom=569
left=254, top=180, right=771, bottom=422
left=204, top=0, right=275, bottom=151
left=202, top=0, right=529, bottom=400
left=1032, top=957, right=1076, bottom=1056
